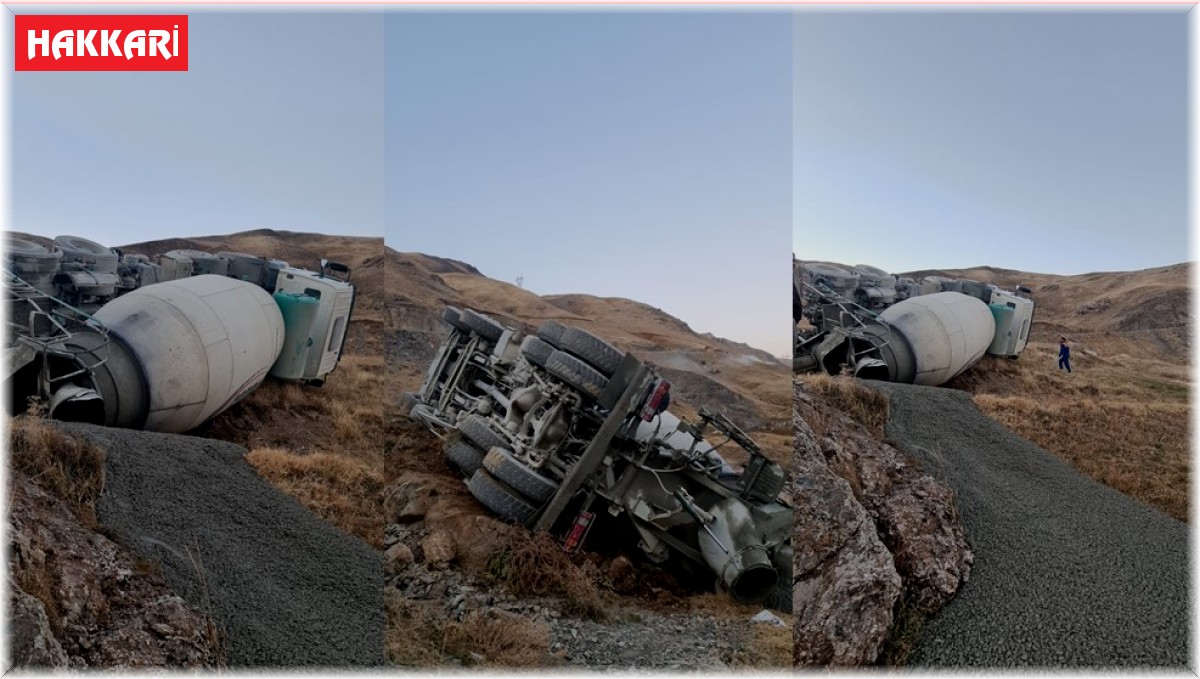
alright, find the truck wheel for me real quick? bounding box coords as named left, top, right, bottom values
left=520, top=336, right=554, bottom=369
left=763, top=578, right=793, bottom=614
left=536, top=320, right=568, bottom=348
left=445, top=439, right=485, bottom=477
left=441, top=306, right=473, bottom=334
left=558, top=327, right=625, bottom=377
left=459, top=309, right=505, bottom=342
left=545, top=350, right=608, bottom=400
left=457, top=414, right=507, bottom=451
left=483, top=446, right=559, bottom=503
left=466, top=470, right=539, bottom=526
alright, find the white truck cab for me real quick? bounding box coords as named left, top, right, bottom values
left=270, top=262, right=354, bottom=385
left=986, top=289, right=1035, bottom=357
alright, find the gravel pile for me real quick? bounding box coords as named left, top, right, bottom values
left=868, top=383, right=1188, bottom=667
left=64, top=423, right=384, bottom=668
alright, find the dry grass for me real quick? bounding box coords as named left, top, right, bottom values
left=488, top=532, right=608, bottom=620
left=975, top=395, right=1189, bottom=522
left=385, top=590, right=551, bottom=667
left=206, top=354, right=383, bottom=459
left=208, top=355, right=385, bottom=547
left=8, top=411, right=106, bottom=526
left=730, top=622, right=793, bottom=668
left=954, top=343, right=1190, bottom=523
left=245, top=448, right=384, bottom=548
left=14, top=559, right=64, bottom=637
left=877, top=593, right=926, bottom=667
left=797, top=374, right=889, bottom=440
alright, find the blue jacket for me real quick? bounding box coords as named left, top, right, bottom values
left=1059, top=343, right=1070, bottom=359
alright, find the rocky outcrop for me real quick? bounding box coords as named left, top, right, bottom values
left=799, top=389, right=973, bottom=612
left=8, top=588, right=68, bottom=667
left=7, top=473, right=219, bottom=669
left=793, top=380, right=973, bottom=666
left=793, top=392, right=900, bottom=665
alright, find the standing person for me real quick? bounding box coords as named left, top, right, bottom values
left=1058, top=337, right=1072, bottom=373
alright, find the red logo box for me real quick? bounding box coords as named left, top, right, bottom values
left=15, top=15, right=188, bottom=71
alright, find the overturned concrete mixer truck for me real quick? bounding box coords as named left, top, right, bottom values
left=4, top=234, right=355, bottom=433
left=403, top=307, right=793, bottom=611
left=794, top=259, right=1035, bottom=386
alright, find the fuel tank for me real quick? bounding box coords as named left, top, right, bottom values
left=879, top=292, right=995, bottom=386
left=83, top=275, right=285, bottom=432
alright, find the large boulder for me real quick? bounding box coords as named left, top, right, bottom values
left=799, top=387, right=973, bottom=612
left=8, top=588, right=68, bottom=668
left=793, top=391, right=901, bottom=665
left=792, top=379, right=974, bottom=665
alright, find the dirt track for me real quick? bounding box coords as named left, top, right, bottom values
left=868, top=383, right=1188, bottom=668
left=63, top=423, right=384, bottom=668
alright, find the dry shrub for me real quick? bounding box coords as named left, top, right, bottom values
left=245, top=448, right=384, bottom=547
left=331, top=402, right=365, bottom=448
left=878, top=592, right=925, bottom=666
left=440, top=611, right=551, bottom=667
left=385, top=590, right=550, bottom=667
left=323, top=356, right=385, bottom=446
left=798, top=374, right=889, bottom=439
left=730, top=620, right=793, bottom=668
left=204, top=355, right=383, bottom=463
left=9, top=414, right=106, bottom=526
left=490, top=532, right=608, bottom=620
left=385, top=593, right=443, bottom=667
left=974, top=395, right=1189, bottom=522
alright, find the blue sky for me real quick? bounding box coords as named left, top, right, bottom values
left=10, top=11, right=384, bottom=246
left=794, top=9, right=1189, bottom=275
left=385, top=12, right=793, bottom=355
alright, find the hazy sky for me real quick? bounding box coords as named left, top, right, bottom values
left=794, top=10, right=1188, bottom=275
left=385, top=13, right=793, bottom=356
left=10, top=10, right=384, bottom=246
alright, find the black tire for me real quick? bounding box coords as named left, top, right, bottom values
left=459, top=309, right=505, bottom=342
left=466, top=470, right=539, bottom=525
left=545, top=350, right=608, bottom=400
left=457, top=414, right=507, bottom=451
left=53, top=235, right=118, bottom=271
left=536, top=320, right=569, bottom=348
left=483, top=446, right=559, bottom=503
left=763, top=578, right=793, bottom=614
left=445, top=439, right=485, bottom=477
left=558, top=327, right=625, bottom=376
left=520, top=336, right=554, bottom=368
left=442, top=306, right=473, bottom=334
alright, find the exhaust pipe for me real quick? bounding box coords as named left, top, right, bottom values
left=697, top=498, right=778, bottom=603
